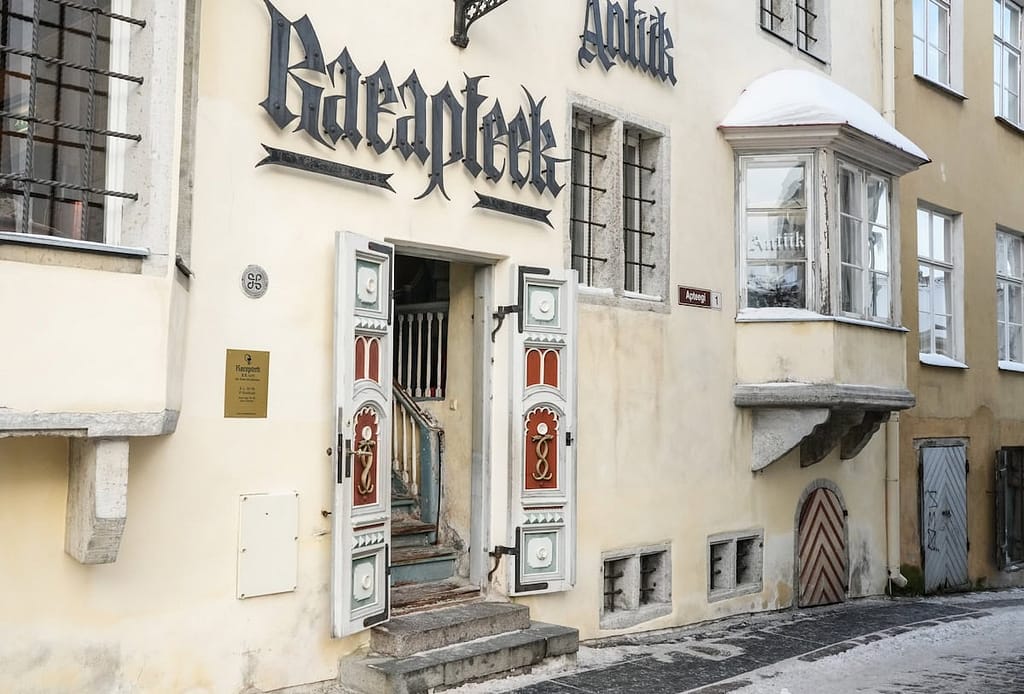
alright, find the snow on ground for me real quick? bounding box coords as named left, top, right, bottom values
left=722, top=604, right=1024, bottom=694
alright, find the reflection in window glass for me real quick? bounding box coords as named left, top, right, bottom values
left=997, top=230, right=1024, bottom=364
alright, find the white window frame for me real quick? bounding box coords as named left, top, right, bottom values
left=1, top=0, right=134, bottom=246
left=737, top=152, right=900, bottom=327
left=913, top=0, right=965, bottom=93
left=996, top=228, right=1024, bottom=368
left=917, top=205, right=965, bottom=366
left=837, top=161, right=893, bottom=323
left=567, top=99, right=670, bottom=308
left=758, top=0, right=831, bottom=64
left=738, top=154, right=815, bottom=312
left=994, top=0, right=1023, bottom=125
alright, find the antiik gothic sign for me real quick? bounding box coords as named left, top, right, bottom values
left=257, top=2, right=564, bottom=225
left=578, top=0, right=677, bottom=85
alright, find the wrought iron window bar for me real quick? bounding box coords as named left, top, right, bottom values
left=760, top=0, right=784, bottom=32
left=623, top=130, right=656, bottom=294
left=796, top=1, right=818, bottom=50
left=571, top=114, right=608, bottom=286
left=603, top=569, right=624, bottom=613
left=2, top=1, right=145, bottom=240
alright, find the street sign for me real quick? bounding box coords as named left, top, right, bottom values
left=678, top=285, right=722, bottom=310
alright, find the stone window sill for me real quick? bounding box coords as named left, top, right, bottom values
left=0, top=232, right=148, bottom=273
left=737, top=308, right=908, bottom=333
left=996, top=115, right=1024, bottom=138
left=998, top=360, right=1024, bottom=373
left=914, top=73, right=968, bottom=101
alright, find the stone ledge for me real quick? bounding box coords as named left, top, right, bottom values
left=734, top=383, right=915, bottom=411
left=0, top=409, right=179, bottom=438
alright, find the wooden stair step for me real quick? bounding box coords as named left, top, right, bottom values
left=391, top=579, right=481, bottom=614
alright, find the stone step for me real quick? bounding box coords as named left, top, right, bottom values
left=392, top=579, right=481, bottom=615
left=392, top=517, right=436, bottom=548
left=372, top=601, right=530, bottom=657
left=391, top=545, right=457, bottom=585
left=392, top=495, right=418, bottom=517
left=341, top=621, right=578, bottom=694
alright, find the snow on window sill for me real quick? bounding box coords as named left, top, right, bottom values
left=998, top=360, right=1024, bottom=373
left=914, top=73, right=967, bottom=101
left=0, top=231, right=149, bottom=258
left=578, top=285, right=615, bottom=297
left=835, top=316, right=909, bottom=333
left=622, top=290, right=663, bottom=303
left=919, top=353, right=968, bottom=369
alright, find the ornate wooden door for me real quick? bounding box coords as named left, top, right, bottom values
left=797, top=487, right=848, bottom=607
left=507, top=266, right=578, bottom=595
left=331, top=232, right=394, bottom=636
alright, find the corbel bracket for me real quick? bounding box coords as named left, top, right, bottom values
left=452, top=0, right=514, bottom=48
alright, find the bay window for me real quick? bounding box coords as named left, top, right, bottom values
left=738, top=153, right=897, bottom=324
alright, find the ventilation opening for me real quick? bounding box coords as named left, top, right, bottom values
left=600, top=544, right=672, bottom=630
left=708, top=530, right=764, bottom=602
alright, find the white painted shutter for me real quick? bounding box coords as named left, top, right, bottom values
left=332, top=232, right=394, bottom=637
left=507, top=266, right=578, bottom=595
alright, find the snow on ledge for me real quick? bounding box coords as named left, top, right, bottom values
left=720, top=69, right=928, bottom=162
left=919, top=352, right=968, bottom=369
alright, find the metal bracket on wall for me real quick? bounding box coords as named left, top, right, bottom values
left=452, top=0, right=514, bottom=47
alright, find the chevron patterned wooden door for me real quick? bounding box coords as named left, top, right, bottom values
left=797, top=488, right=848, bottom=607
left=921, top=444, right=969, bottom=593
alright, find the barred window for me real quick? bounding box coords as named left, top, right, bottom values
left=1, top=0, right=142, bottom=243
left=758, top=0, right=829, bottom=64
left=569, top=107, right=668, bottom=303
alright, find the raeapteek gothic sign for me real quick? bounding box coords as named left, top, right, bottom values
left=578, top=0, right=677, bottom=85
left=257, top=2, right=564, bottom=225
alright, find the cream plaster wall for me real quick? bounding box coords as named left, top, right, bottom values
left=0, top=0, right=900, bottom=691
left=893, top=0, right=1024, bottom=587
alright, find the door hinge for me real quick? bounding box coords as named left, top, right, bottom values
left=566, top=431, right=573, bottom=447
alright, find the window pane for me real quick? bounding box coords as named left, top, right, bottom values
left=747, top=264, right=805, bottom=308
left=915, top=36, right=926, bottom=72
left=870, top=225, right=890, bottom=273
left=746, top=214, right=807, bottom=260
left=920, top=310, right=933, bottom=353
left=842, top=265, right=863, bottom=314
left=932, top=214, right=950, bottom=262
left=868, top=178, right=889, bottom=226
left=997, top=0, right=1005, bottom=37
left=1009, top=2, right=1021, bottom=47
left=1013, top=324, right=1024, bottom=362
left=1012, top=283, right=1023, bottom=324
left=933, top=268, right=952, bottom=321
left=841, top=216, right=861, bottom=265
left=746, top=163, right=806, bottom=209
left=917, top=209, right=931, bottom=257
left=998, top=280, right=1009, bottom=321
left=871, top=273, right=891, bottom=321
left=919, top=264, right=932, bottom=316
left=915, top=0, right=926, bottom=37
left=839, top=168, right=859, bottom=216
left=999, top=321, right=1008, bottom=361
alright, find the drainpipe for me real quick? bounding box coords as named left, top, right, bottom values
left=881, top=0, right=897, bottom=125
left=886, top=413, right=908, bottom=588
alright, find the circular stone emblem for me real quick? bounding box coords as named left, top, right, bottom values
left=240, top=264, right=269, bottom=299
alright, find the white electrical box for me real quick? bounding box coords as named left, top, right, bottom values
left=237, top=492, right=299, bottom=599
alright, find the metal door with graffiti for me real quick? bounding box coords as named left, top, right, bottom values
left=920, top=442, right=969, bottom=593
left=797, top=486, right=848, bottom=607
left=507, top=266, right=578, bottom=596
left=331, top=232, right=394, bottom=636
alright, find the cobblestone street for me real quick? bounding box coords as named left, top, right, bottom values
left=448, top=590, right=1024, bottom=694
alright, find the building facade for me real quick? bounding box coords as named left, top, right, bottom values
left=0, top=1, right=931, bottom=691
left=895, top=0, right=1024, bottom=593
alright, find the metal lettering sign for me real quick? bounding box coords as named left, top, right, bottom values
left=257, top=3, right=564, bottom=226
left=579, top=0, right=677, bottom=85
left=678, top=285, right=722, bottom=310
left=241, top=264, right=269, bottom=299
left=225, top=349, right=270, bottom=418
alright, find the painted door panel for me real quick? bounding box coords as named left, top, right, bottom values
left=508, top=266, right=578, bottom=596
left=921, top=444, right=968, bottom=593
left=332, top=232, right=394, bottom=637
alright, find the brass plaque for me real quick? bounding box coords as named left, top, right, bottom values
left=224, top=349, right=270, bottom=418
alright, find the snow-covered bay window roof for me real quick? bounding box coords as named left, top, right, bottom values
left=720, top=70, right=929, bottom=175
